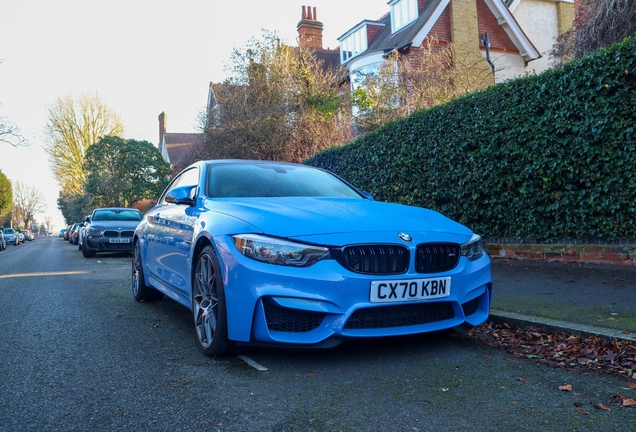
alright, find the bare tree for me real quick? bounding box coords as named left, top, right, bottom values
left=44, top=92, right=124, bottom=197
left=193, top=31, right=350, bottom=165
left=12, top=180, right=46, bottom=230
left=0, top=112, right=27, bottom=147
left=43, top=215, right=53, bottom=234
left=550, top=0, right=636, bottom=66
left=0, top=60, right=27, bottom=147
left=352, top=37, right=498, bottom=133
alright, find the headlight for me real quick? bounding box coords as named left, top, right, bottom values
left=232, top=234, right=330, bottom=267
left=86, top=226, right=104, bottom=235
left=461, top=234, right=485, bottom=261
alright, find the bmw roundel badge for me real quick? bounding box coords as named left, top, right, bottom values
left=398, top=233, right=413, bottom=242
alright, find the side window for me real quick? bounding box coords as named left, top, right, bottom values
left=160, top=167, right=200, bottom=205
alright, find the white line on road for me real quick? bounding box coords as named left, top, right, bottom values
left=237, top=355, right=269, bottom=371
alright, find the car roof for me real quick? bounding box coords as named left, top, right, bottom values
left=204, top=159, right=306, bottom=167
left=92, top=207, right=140, bottom=212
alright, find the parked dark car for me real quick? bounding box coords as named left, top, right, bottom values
left=21, top=230, right=34, bottom=241
left=69, top=223, right=83, bottom=245
left=82, top=208, right=143, bottom=258
left=63, top=225, right=72, bottom=241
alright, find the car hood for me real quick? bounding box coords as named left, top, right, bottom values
left=89, top=220, right=142, bottom=230
left=206, top=197, right=472, bottom=242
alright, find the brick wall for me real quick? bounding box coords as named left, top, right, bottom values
left=485, top=239, right=636, bottom=266
left=556, top=2, right=575, bottom=35
left=367, top=24, right=384, bottom=45
left=429, top=6, right=452, bottom=41
left=449, top=0, right=493, bottom=90
left=477, top=0, right=518, bottom=53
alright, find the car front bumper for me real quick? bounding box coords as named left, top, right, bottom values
left=212, top=236, right=493, bottom=347
left=84, top=236, right=134, bottom=252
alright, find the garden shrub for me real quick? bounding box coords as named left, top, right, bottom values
left=307, top=36, right=636, bottom=241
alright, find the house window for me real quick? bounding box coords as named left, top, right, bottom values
left=339, top=25, right=368, bottom=64
left=390, top=0, right=418, bottom=33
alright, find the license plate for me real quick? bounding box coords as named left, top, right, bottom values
left=109, top=238, right=131, bottom=243
left=370, top=277, right=451, bottom=303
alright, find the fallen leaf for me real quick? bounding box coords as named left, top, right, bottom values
left=306, top=372, right=317, bottom=377
left=515, top=377, right=528, bottom=383
left=623, top=399, right=636, bottom=407
left=575, top=408, right=589, bottom=415
left=559, top=384, right=573, bottom=392
left=598, top=403, right=611, bottom=412
left=629, top=384, right=636, bottom=390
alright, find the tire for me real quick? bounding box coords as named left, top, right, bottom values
left=192, top=245, right=230, bottom=356
left=132, top=240, right=163, bottom=302
left=81, top=239, right=96, bottom=258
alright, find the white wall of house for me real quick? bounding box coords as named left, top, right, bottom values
left=487, top=51, right=528, bottom=83
left=511, top=0, right=562, bottom=74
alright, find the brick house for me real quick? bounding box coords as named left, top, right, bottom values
left=337, top=0, right=574, bottom=91
left=157, top=111, right=203, bottom=169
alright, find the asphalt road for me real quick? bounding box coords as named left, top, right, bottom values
left=0, top=238, right=634, bottom=431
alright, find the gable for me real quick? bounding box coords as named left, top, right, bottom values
left=162, top=133, right=203, bottom=165
left=340, top=0, right=537, bottom=63
left=477, top=0, right=519, bottom=53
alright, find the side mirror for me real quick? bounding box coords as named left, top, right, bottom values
left=85, top=216, right=91, bottom=223
left=165, top=185, right=197, bottom=206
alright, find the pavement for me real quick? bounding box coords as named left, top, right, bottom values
left=488, top=259, right=636, bottom=343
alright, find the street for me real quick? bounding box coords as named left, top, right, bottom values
left=0, top=238, right=633, bottom=431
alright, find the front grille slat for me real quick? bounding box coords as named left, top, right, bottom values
left=415, top=243, right=460, bottom=273
left=344, top=302, right=455, bottom=329
left=335, top=244, right=409, bottom=275
left=103, top=230, right=134, bottom=238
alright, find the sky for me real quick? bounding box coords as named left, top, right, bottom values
left=0, top=0, right=390, bottom=230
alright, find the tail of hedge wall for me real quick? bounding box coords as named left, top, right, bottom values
left=307, top=36, right=636, bottom=242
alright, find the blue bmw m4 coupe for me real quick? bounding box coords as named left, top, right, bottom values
left=132, top=160, right=492, bottom=356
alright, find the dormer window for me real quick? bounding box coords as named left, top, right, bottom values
left=339, top=25, right=368, bottom=64
left=390, top=0, right=418, bottom=33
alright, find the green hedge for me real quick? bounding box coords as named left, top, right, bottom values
left=307, top=36, right=636, bottom=241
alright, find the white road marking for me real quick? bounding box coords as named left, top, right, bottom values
left=237, top=355, right=269, bottom=371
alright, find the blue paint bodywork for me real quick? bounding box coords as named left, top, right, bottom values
left=135, top=160, right=492, bottom=349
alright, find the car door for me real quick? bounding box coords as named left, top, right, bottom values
left=144, top=167, right=200, bottom=297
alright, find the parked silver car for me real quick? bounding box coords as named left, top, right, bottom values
left=0, top=231, right=6, bottom=251
left=2, top=228, right=19, bottom=246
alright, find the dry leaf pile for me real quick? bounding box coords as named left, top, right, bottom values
left=466, top=322, right=636, bottom=380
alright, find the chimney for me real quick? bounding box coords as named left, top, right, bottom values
left=297, top=5, right=323, bottom=49
left=158, top=111, right=167, bottom=147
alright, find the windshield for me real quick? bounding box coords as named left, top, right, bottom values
left=207, top=163, right=363, bottom=198
left=91, top=209, right=142, bottom=222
